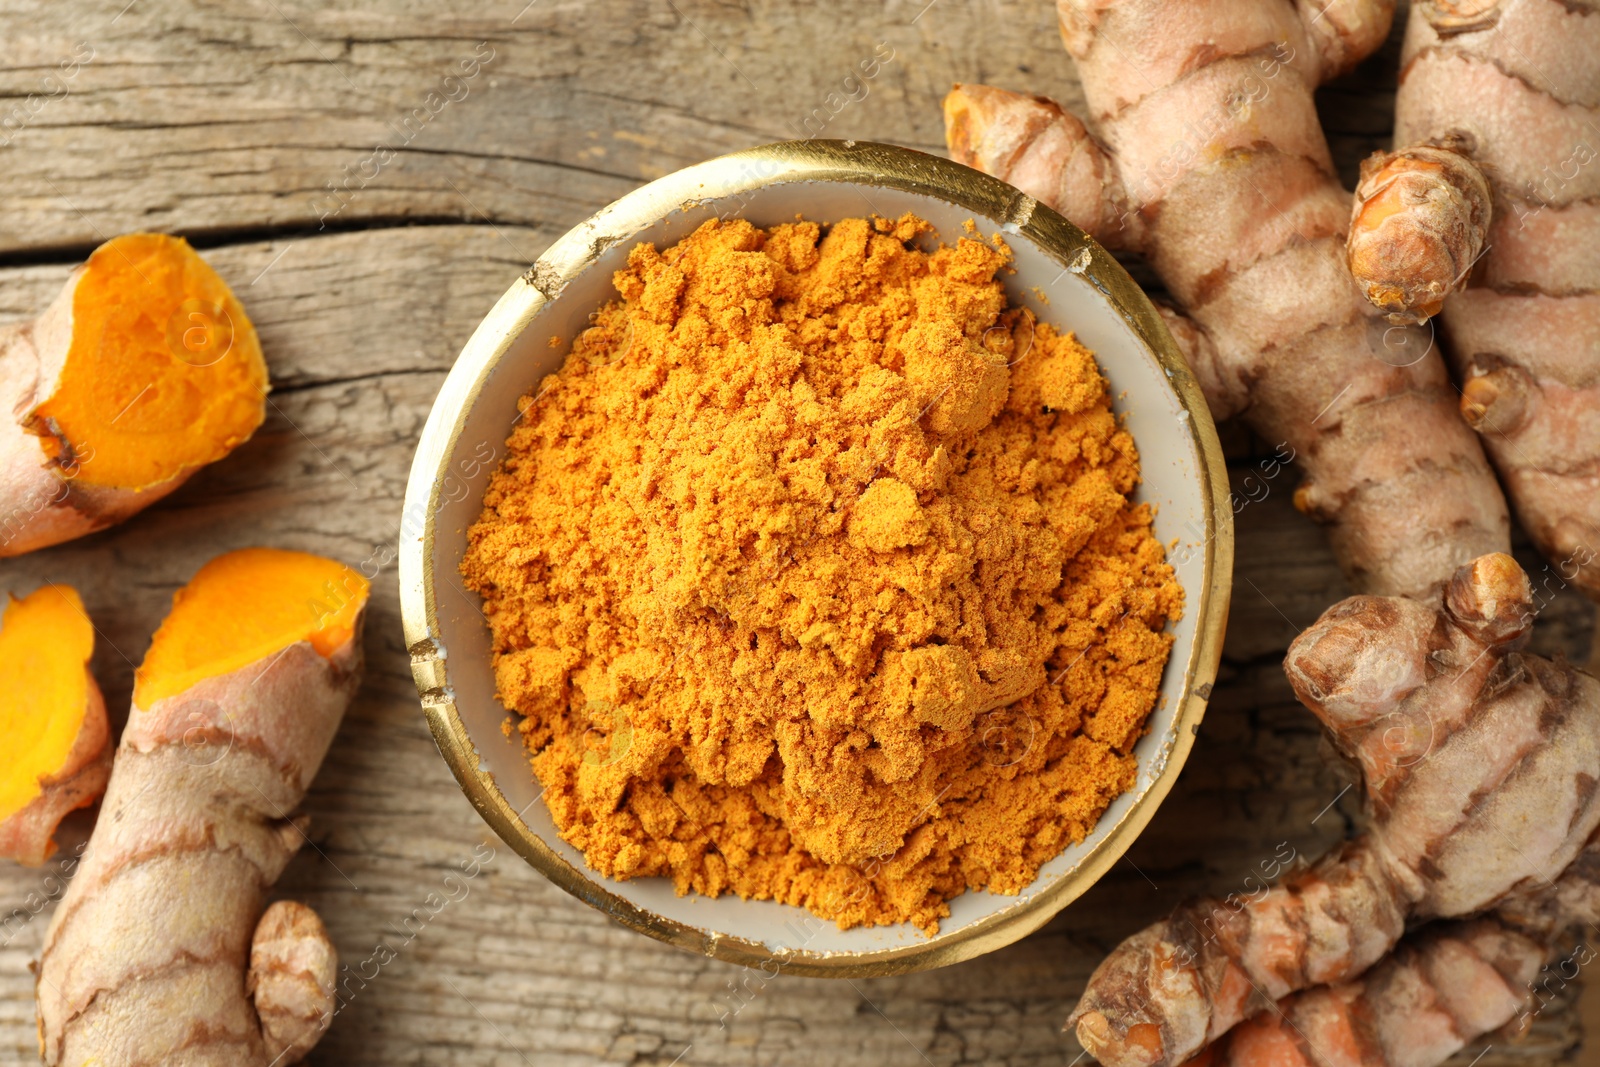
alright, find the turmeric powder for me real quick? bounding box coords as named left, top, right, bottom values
left=462, top=213, right=1182, bottom=933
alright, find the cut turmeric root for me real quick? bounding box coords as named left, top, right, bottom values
left=134, top=545, right=368, bottom=707
left=35, top=548, right=369, bottom=1067
left=0, top=233, right=268, bottom=557
left=0, top=584, right=109, bottom=866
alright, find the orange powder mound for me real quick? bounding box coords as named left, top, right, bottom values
left=462, top=214, right=1182, bottom=933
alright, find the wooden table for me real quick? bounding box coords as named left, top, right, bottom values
left=0, top=2, right=1589, bottom=1063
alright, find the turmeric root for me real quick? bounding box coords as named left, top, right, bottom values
left=1346, top=0, right=1600, bottom=598
left=248, top=900, right=341, bottom=1065
left=0, top=233, right=268, bottom=557
left=1191, top=827, right=1600, bottom=1067
left=35, top=547, right=369, bottom=1067
left=943, top=0, right=1512, bottom=600
left=1184, top=918, right=1545, bottom=1067
left=1069, top=553, right=1600, bottom=1067
left=0, top=584, right=109, bottom=866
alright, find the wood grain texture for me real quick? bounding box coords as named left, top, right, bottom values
left=0, top=1, right=1590, bottom=1064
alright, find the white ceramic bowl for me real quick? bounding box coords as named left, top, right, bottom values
left=400, top=140, right=1231, bottom=977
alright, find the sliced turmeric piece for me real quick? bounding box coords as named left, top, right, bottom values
left=0, top=584, right=110, bottom=865
left=37, top=548, right=369, bottom=1066
left=135, top=546, right=369, bottom=708
left=0, top=233, right=268, bottom=557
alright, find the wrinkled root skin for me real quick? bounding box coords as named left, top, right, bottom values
left=247, top=900, right=337, bottom=1065
left=1376, top=0, right=1600, bottom=600
left=1068, top=840, right=1408, bottom=1067
left=1069, top=554, right=1600, bottom=1067
left=1186, top=919, right=1543, bottom=1067
left=1347, top=144, right=1493, bottom=324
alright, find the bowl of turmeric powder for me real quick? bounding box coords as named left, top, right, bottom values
left=401, top=140, right=1231, bottom=977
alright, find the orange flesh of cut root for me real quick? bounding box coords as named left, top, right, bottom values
left=133, top=547, right=370, bottom=708
left=31, top=232, right=268, bottom=489
left=0, top=586, right=94, bottom=824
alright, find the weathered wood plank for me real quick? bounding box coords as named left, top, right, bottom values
left=0, top=0, right=1088, bottom=256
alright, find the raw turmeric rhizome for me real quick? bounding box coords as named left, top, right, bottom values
left=462, top=214, right=1182, bottom=933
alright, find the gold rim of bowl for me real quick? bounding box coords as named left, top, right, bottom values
left=400, top=139, right=1233, bottom=978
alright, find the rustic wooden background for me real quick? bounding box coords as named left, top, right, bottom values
left=0, top=1, right=1592, bottom=1064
